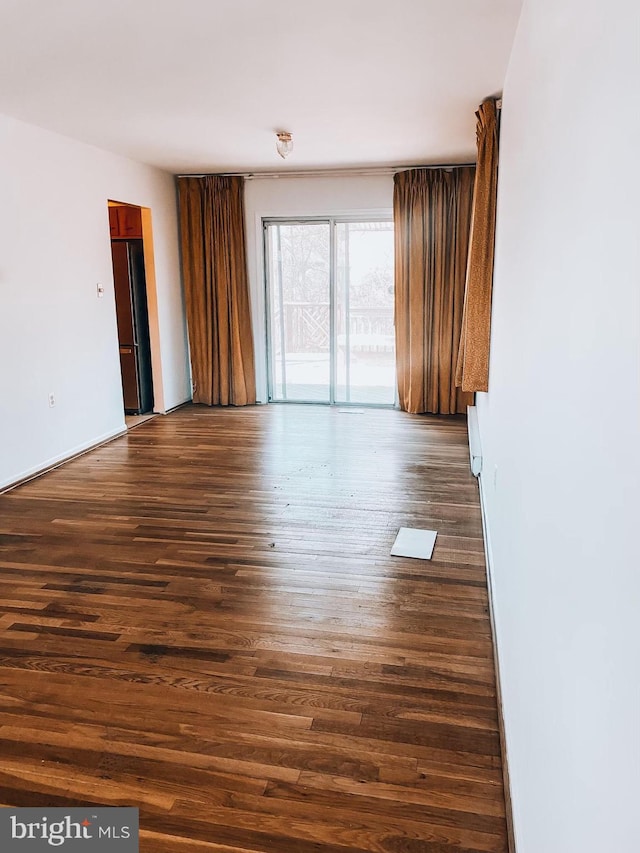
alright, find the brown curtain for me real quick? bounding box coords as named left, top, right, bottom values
left=456, top=98, right=500, bottom=392
left=177, top=175, right=256, bottom=406
left=394, top=167, right=475, bottom=415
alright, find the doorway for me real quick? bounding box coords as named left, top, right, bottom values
left=265, top=218, right=396, bottom=405
left=108, top=202, right=156, bottom=416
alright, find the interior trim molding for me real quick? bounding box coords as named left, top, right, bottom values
left=0, top=426, right=127, bottom=494
left=467, top=404, right=483, bottom=476
left=162, top=398, right=192, bottom=415
left=477, top=471, right=517, bottom=853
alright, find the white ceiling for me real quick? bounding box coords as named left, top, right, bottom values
left=0, top=0, right=522, bottom=174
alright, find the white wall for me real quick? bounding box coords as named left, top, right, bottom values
left=244, top=175, right=393, bottom=401
left=0, top=115, right=191, bottom=489
left=476, top=1, right=640, bottom=851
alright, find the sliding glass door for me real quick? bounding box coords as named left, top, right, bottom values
left=265, top=218, right=395, bottom=406
left=335, top=221, right=395, bottom=404
left=265, top=221, right=331, bottom=402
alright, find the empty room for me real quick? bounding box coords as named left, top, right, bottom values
left=0, top=2, right=638, bottom=852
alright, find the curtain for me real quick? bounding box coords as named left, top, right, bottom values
left=394, top=167, right=475, bottom=415
left=456, top=98, right=500, bottom=392
left=177, top=175, right=256, bottom=406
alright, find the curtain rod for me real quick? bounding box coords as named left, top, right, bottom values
left=175, top=163, right=477, bottom=180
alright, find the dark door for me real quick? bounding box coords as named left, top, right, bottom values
left=111, top=240, right=154, bottom=414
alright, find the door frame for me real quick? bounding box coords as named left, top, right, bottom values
left=108, top=200, right=165, bottom=413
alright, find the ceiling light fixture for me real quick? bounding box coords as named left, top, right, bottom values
left=276, top=131, right=293, bottom=159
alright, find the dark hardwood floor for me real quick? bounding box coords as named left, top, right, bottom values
left=0, top=404, right=507, bottom=852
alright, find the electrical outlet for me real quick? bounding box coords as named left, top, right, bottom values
left=48, top=392, right=55, bottom=408
left=493, top=464, right=498, bottom=490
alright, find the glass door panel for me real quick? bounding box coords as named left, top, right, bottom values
left=335, top=221, right=396, bottom=405
left=266, top=222, right=331, bottom=402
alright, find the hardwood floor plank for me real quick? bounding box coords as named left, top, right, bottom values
left=0, top=404, right=507, bottom=851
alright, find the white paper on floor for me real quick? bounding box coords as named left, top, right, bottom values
left=391, top=527, right=438, bottom=560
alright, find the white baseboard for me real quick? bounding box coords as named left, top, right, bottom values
left=478, top=471, right=517, bottom=853
left=0, top=426, right=127, bottom=493
left=161, top=397, right=192, bottom=415
left=467, top=404, right=483, bottom=476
